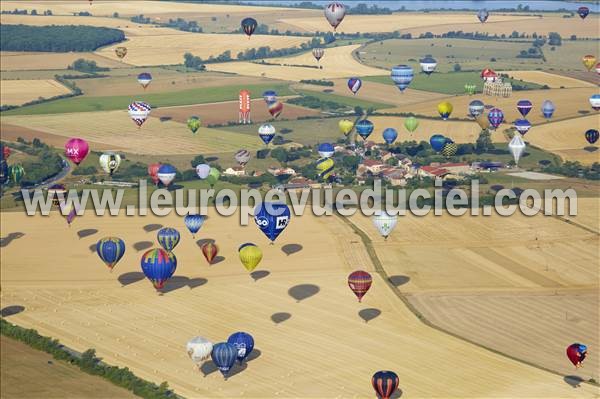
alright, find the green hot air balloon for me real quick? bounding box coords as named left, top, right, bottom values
left=9, top=164, right=25, bottom=184
left=206, top=167, right=220, bottom=188
left=187, top=116, right=201, bottom=135
left=464, top=83, right=477, bottom=95
left=404, top=116, right=419, bottom=133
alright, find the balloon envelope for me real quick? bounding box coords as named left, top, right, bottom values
left=241, top=17, right=257, bottom=37
left=254, top=202, right=291, bottom=243
left=372, top=371, right=400, bottom=399
left=259, top=123, right=276, bottom=144
left=227, top=332, right=254, bottom=363
left=355, top=119, right=374, bottom=140
left=477, top=9, right=489, bottom=23
left=348, top=270, right=372, bottom=302
left=382, top=128, right=398, bottom=144
left=239, top=243, right=263, bottom=272
left=582, top=55, right=596, bottom=71
left=419, top=56, right=437, bottom=75
left=437, top=101, right=453, bottom=120
left=187, top=337, right=213, bottom=366
left=590, top=94, right=600, bottom=110
left=488, top=108, right=504, bottom=129
left=140, top=248, right=177, bottom=290
left=347, top=77, right=362, bottom=94
left=99, top=152, right=121, bottom=175
left=404, top=116, right=419, bottom=132
left=577, top=6, right=589, bottom=19
left=201, top=242, right=219, bottom=264
left=517, top=99, right=533, bottom=117
left=585, top=129, right=599, bottom=145
left=128, top=101, right=151, bottom=127
left=324, top=2, right=346, bottom=30
left=148, top=163, right=161, bottom=185
left=430, top=134, right=447, bottom=152
left=195, top=163, right=210, bottom=179
left=372, top=212, right=398, bottom=239
left=312, top=47, right=324, bottom=61
left=317, top=142, right=335, bottom=158
left=541, top=100, right=555, bottom=119
left=187, top=116, right=201, bottom=134
left=157, top=164, right=177, bottom=186
left=137, top=72, right=152, bottom=89
left=508, top=134, right=526, bottom=165
left=390, top=65, right=414, bottom=92
left=211, top=343, right=238, bottom=377
left=235, top=149, right=251, bottom=165
left=268, top=101, right=283, bottom=118
left=96, top=237, right=125, bottom=271
left=157, top=227, right=180, bottom=252
left=206, top=167, right=220, bottom=187
left=339, top=119, right=354, bottom=136
left=9, top=164, right=25, bottom=184
left=468, top=100, right=485, bottom=117
left=316, top=157, right=334, bottom=181
left=184, top=214, right=205, bottom=236
left=514, top=119, right=532, bottom=135
left=65, top=138, right=89, bottom=165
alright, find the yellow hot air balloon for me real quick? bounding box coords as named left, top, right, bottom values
left=437, top=101, right=453, bottom=120
left=239, top=243, right=263, bottom=272
left=316, top=158, right=334, bottom=181
left=339, top=119, right=354, bottom=136
left=582, top=55, right=596, bottom=71
left=475, top=113, right=490, bottom=130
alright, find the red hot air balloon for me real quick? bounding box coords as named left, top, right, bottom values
left=202, top=242, right=219, bottom=265
left=372, top=371, right=399, bottom=399
left=148, top=163, right=161, bottom=185
left=348, top=270, right=372, bottom=302
left=1, top=145, right=10, bottom=160
left=566, top=343, right=587, bottom=367
left=64, top=138, right=89, bottom=165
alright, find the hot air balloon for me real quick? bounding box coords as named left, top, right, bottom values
left=577, top=6, right=590, bottom=20
left=356, top=119, right=374, bottom=140
left=211, top=342, right=238, bottom=378
left=391, top=65, right=413, bottom=92
left=187, top=337, right=213, bottom=368
left=442, top=141, right=458, bottom=158
left=59, top=201, right=78, bottom=227
left=262, top=90, right=277, bottom=105
left=508, top=134, right=526, bottom=165
left=184, top=214, right=205, bottom=238
left=157, top=164, right=176, bottom=186
left=9, top=164, right=24, bottom=184
left=206, top=167, right=220, bottom=188
left=0, top=161, right=8, bottom=186
left=372, top=371, right=399, bottom=399
left=196, top=163, right=210, bottom=179
left=404, top=117, right=418, bottom=133
left=317, top=143, right=335, bottom=158
left=241, top=17, right=258, bottom=38
left=239, top=243, right=263, bottom=272
left=541, top=100, right=555, bottom=119
left=348, top=270, right=372, bottom=302
left=258, top=123, right=276, bottom=145
left=235, top=149, right=251, bottom=166
left=566, top=343, right=587, bottom=367
left=128, top=101, right=151, bottom=128
left=268, top=101, right=283, bottom=118
left=464, top=83, right=477, bottom=95
left=65, top=138, right=89, bottom=165
left=99, top=152, right=121, bottom=175
left=582, top=55, right=596, bottom=71
left=382, top=128, right=398, bottom=145
left=48, top=183, right=67, bottom=207
left=437, top=101, right=453, bottom=120
left=339, top=119, right=354, bottom=136
left=585, top=129, right=599, bottom=145
left=429, top=134, right=447, bottom=152
left=316, top=157, right=334, bottom=181
left=372, top=212, right=398, bottom=240
left=468, top=100, right=485, bottom=118
left=148, top=163, right=161, bottom=185
left=239, top=89, right=251, bottom=124
left=2, top=145, right=11, bottom=160
left=324, top=2, right=346, bottom=31
left=254, top=202, right=291, bottom=243
left=347, top=78, right=362, bottom=95
left=202, top=242, right=219, bottom=265
left=157, top=227, right=180, bottom=252
left=137, top=72, right=152, bottom=89
left=514, top=119, right=532, bottom=135
left=96, top=237, right=125, bottom=271
left=187, top=116, right=201, bottom=134
left=419, top=56, right=437, bottom=75
left=115, top=46, right=127, bottom=60
left=140, top=248, right=177, bottom=290
left=487, top=108, right=504, bottom=129
left=312, top=48, right=324, bottom=62
left=477, top=9, right=489, bottom=23
left=476, top=113, right=490, bottom=130
left=590, top=94, right=600, bottom=110
left=227, top=332, right=254, bottom=363
left=517, top=99, right=532, bottom=117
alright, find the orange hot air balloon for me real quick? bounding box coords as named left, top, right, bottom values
left=239, top=89, right=251, bottom=124
left=201, top=242, right=219, bottom=265
left=148, top=163, right=161, bottom=185
left=582, top=55, right=596, bottom=71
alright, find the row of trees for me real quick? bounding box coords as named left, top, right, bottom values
left=4, top=138, right=64, bottom=187
left=287, top=95, right=347, bottom=111
left=1, top=8, right=53, bottom=15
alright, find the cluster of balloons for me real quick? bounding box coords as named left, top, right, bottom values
left=429, top=134, right=457, bottom=158
left=187, top=332, right=254, bottom=379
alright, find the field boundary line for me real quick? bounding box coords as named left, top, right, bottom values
left=335, top=211, right=599, bottom=386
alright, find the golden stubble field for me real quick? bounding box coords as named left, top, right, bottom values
left=0, top=51, right=123, bottom=71
left=1, top=208, right=598, bottom=398
left=0, top=79, right=71, bottom=106
left=499, top=71, right=597, bottom=89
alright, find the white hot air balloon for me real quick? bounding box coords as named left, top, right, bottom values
left=186, top=336, right=213, bottom=368
left=508, top=134, right=526, bottom=166
left=195, top=163, right=210, bottom=179
left=99, top=152, right=121, bottom=175
left=372, top=212, right=398, bottom=240
left=324, top=2, right=346, bottom=31
left=235, top=149, right=251, bottom=166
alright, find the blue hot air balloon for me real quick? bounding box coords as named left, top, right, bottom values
left=96, top=237, right=125, bottom=271
left=157, top=227, right=180, bottom=252
left=390, top=65, right=414, bottom=92
left=262, top=90, right=277, bottom=105
left=241, top=17, right=258, bottom=38
left=429, top=134, right=447, bottom=152
left=517, top=99, right=532, bottom=117
left=317, top=142, right=335, bottom=158
left=356, top=119, right=374, bottom=140
left=468, top=100, right=485, bottom=118
left=157, top=164, right=177, bottom=186
left=211, top=342, right=238, bottom=378
left=541, top=100, right=555, bottom=119
left=140, top=248, right=177, bottom=290
left=477, top=9, right=489, bottom=23
left=585, top=129, right=599, bottom=145
left=487, top=108, right=504, bottom=129
left=227, top=332, right=254, bottom=363
left=578, top=6, right=590, bottom=20
left=137, top=72, right=152, bottom=89
left=254, top=202, right=291, bottom=243
left=382, top=128, right=398, bottom=145
left=514, top=119, right=532, bottom=135
left=184, top=214, right=205, bottom=238
left=347, top=78, right=362, bottom=95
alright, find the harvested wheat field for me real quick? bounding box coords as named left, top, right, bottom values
left=207, top=45, right=388, bottom=81
left=0, top=51, right=124, bottom=71
left=0, top=79, right=71, bottom=106
left=554, top=71, right=600, bottom=86
left=0, top=123, right=115, bottom=151
left=95, top=34, right=312, bottom=67
left=1, top=209, right=598, bottom=398
left=1, top=111, right=262, bottom=155
left=500, top=71, right=596, bottom=89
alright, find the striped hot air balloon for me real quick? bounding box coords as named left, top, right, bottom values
left=404, top=116, right=418, bottom=133
left=517, top=99, right=533, bottom=117
left=468, top=100, right=485, bottom=118
left=201, top=242, right=219, bottom=265
left=211, top=342, right=238, bottom=378
left=391, top=65, right=413, bottom=92
left=372, top=371, right=400, bottom=399
left=241, top=17, right=257, bottom=38
left=268, top=101, right=283, bottom=118
left=128, top=101, right=151, bottom=128
left=184, top=214, right=205, bottom=238
left=348, top=270, right=372, bottom=302
left=355, top=119, right=374, bottom=140
left=347, top=77, right=362, bottom=95
left=316, top=157, right=334, bottom=181
left=140, top=248, right=177, bottom=290
left=514, top=119, right=532, bottom=135
left=96, top=237, right=126, bottom=271
left=312, top=47, right=324, bottom=62
left=235, top=149, right=251, bottom=166
left=324, top=2, right=346, bottom=31
left=157, top=227, right=180, bottom=252
left=9, top=164, right=24, bottom=184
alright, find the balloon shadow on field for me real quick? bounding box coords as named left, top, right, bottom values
left=160, top=276, right=208, bottom=293
left=143, top=224, right=162, bottom=233
left=271, top=312, right=291, bottom=324
left=391, top=388, right=403, bottom=398
left=281, top=243, right=302, bottom=256
left=200, top=361, right=218, bottom=377
left=583, top=146, right=598, bottom=153
left=188, top=277, right=208, bottom=289
left=564, top=376, right=584, bottom=388
left=224, top=362, right=247, bottom=380
left=1, top=305, right=25, bottom=317
left=246, top=349, right=261, bottom=362
left=133, top=241, right=153, bottom=251
left=88, top=243, right=97, bottom=253
left=0, top=232, right=25, bottom=248
left=388, top=275, right=410, bottom=287
left=250, top=270, right=270, bottom=282
left=359, top=308, right=381, bottom=323
left=118, top=272, right=145, bottom=286
left=211, top=256, right=225, bottom=265
left=196, top=238, right=215, bottom=248
left=77, top=229, right=98, bottom=239
left=288, top=284, right=319, bottom=302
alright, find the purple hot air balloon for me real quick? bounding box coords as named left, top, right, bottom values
left=514, top=119, right=532, bottom=135
left=347, top=78, right=362, bottom=95
left=488, top=108, right=504, bottom=130
left=516, top=99, right=532, bottom=117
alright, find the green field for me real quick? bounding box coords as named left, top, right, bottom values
left=293, top=88, right=393, bottom=109
left=362, top=71, right=543, bottom=95
left=2, top=83, right=294, bottom=116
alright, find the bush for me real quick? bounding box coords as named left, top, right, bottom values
left=299, top=79, right=334, bottom=86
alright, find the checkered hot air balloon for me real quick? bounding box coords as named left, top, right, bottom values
left=391, top=65, right=414, bottom=92
left=157, top=227, right=180, bottom=252
left=441, top=140, right=458, bottom=158
left=372, top=371, right=399, bottom=399
left=96, top=237, right=125, bottom=271
left=517, top=99, right=533, bottom=117
left=128, top=101, right=151, bottom=128
left=514, top=119, right=532, bottom=135
left=140, top=248, right=177, bottom=290
left=487, top=108, right=504, bottom=129
left=348, top=270, right=372, bottom=302
left=585, top=129, right=599, bottom=145
left=324, top=2, right=346, bottom=31
left=347, top=77, right=362, bottom=95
